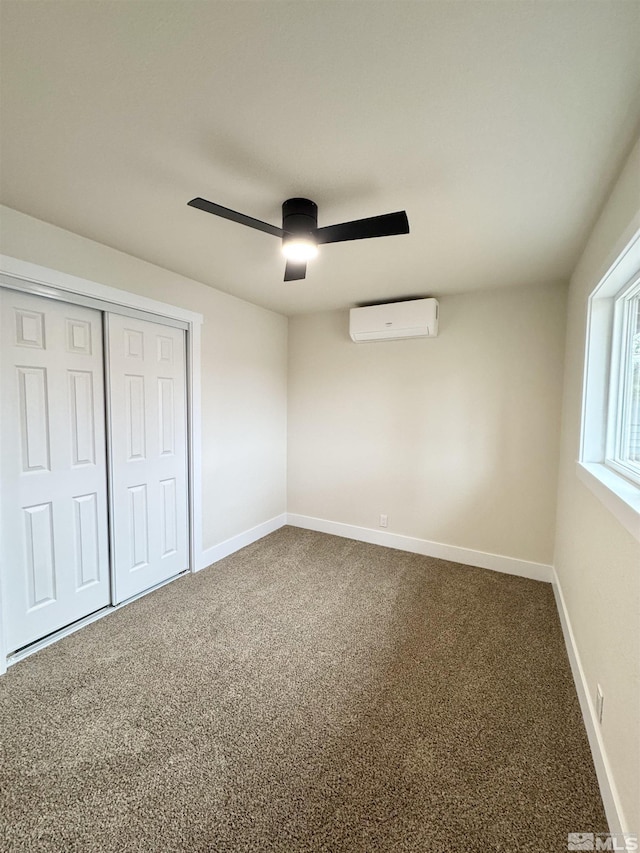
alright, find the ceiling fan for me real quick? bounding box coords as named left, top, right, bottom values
left=187, top=196, right=410, bottom=281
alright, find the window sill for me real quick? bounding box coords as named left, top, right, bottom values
left=576, top=461, right=640, bottom=543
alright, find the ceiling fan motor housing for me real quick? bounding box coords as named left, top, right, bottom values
left=188, top=193, right=409, bottom=281
left=282, top=198, right=318, bottom=240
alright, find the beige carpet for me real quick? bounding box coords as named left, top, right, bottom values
left=0, top=526, right=606, bottom=852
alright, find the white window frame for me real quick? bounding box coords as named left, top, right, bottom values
left=579, top=226, right=640, bottom=543
left=606, top=278, right=640, bottom=486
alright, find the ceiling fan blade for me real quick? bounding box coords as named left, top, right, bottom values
left=315, top=211, right=409, bottom=245
left=187, top=197, right=284, bottom=238
left=284, top=260, right=307, bottom=281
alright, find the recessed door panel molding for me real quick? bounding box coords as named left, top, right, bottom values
left=72, top=493, right=101, bottom=589
left=108, top=314, right=188, bottom=603
left=66, top=318, right=92, bottom=355
left=69, top=371, right=96, bottom=466
left=125, top=374, right=146, bottom=461
left=124, top=328, right=144, bottom=359
left=128, top=484, right=149, bottom=570
left=157, top=335, right=173, bottom=365
left=1, top=289, right=111, bottom=652
left=23, top=502, right=56, bottom=609
left=15, top=309, right=45, bottom=349
left=17, top=366, right=51, bottom=472
left=158, top=377, right=175, bottom=456
left=160, top=478, right=178, bottom=558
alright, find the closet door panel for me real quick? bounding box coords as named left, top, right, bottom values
left=0, top=290, right=110, bottom=652
left=107, top=315, right=188, bottom=603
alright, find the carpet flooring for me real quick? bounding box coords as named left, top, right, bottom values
left=0, top=526, right=606, bottom=852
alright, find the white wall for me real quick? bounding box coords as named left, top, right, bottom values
left=554, top=136, right=640, bottom=831
left=0, top=205, right=288, bottom=553
left=288, top=282, right=567, bottom=565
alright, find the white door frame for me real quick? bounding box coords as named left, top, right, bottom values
left=0, top=254, right=203, bottom=674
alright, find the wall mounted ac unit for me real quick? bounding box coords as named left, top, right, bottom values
left=349, top=297, right=439, bottom=342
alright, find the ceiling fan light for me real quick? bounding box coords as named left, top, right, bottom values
left=282, top=238, right=318, bottom=262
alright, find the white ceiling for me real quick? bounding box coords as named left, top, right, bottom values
left=1, top=1, right=639, bottom=316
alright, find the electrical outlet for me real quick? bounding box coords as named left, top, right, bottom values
left=379, top=514, right=388, bottom=528
left=596, top=684, right=604, bottom=724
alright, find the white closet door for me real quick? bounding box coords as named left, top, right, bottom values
left=0, top=289, right=110, bottom=652
left=107, top=314, right=188, bottom=603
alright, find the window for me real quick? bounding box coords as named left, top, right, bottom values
left=579, top=227, right=640, bottom=542
left=607, top=279, right=640, bottom=486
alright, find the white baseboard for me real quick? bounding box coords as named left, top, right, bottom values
left=286, top=513, right=553, bottom=582
left=197, top=513, right=287, bottom=571
left=552, top=569, right=627, bottom=837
